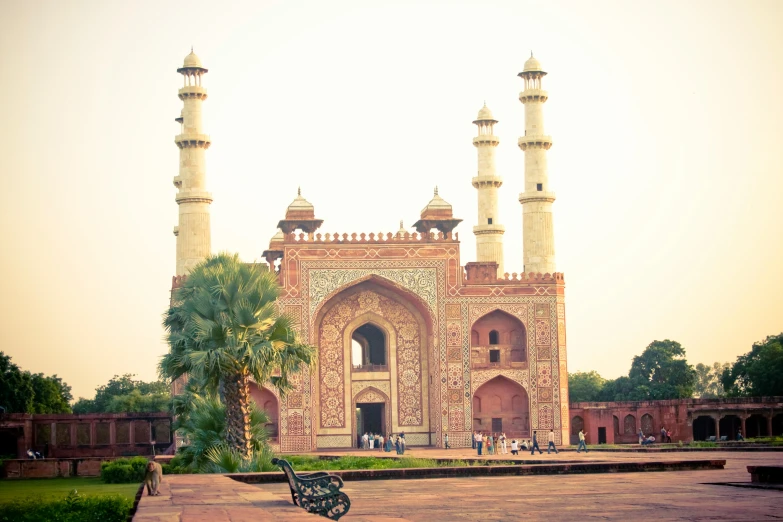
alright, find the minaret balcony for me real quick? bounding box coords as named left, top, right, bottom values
left=471, top=175, right=503, bottom=189
left=178, top=86, right=208, bottom=100
left=518, top=190, right=556, bottom=204
left=175, top=134, right=212, bottom=149
left=473, top=224, right=506, bottom=235
left=175, top=189, right=213, bottom=204
left=472, top=135, right=499, bottom=146
left=519, top=89, right=549, bottom=103
left=518, top=135, right=552, bottom=151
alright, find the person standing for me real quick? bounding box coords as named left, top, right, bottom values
left=399, top=433, right=406, bottom=454
left=475, top=431, right=483, bottom=456
left=576, top=429, right=588, bottom=453
left=666, top=429, right=672, bottom=443
left=486, top=434, right=494, bottom=455
left=500, top=433, right=508, bottom=454
left=530, top=431, right=542, bottom=455
left=444, top=433, right=450, bottom=449
left=638, top=428, right=644, bottom=445
left=378, top=434, right=384, bottom=452
left=472, top=430, right=477, bottom=450
left=661, top=426, right=667, bottom=444
left=362, top=432, right=369, bottom=449
left=547, top=429, right=559, bottom=454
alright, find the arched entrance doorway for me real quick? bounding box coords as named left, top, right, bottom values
left=693, top=416, right=716, bottom=441
left=248, top=383, right=279, bottom=440
left=719, top=415, right=742, bottom=440
left=472, top=376, right=529, bottom=438
left=570, top=416, right=584, bottom=445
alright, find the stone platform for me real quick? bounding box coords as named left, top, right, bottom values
left=134, top=449, right=783, bottom=521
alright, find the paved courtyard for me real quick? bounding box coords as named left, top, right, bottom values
left=135, top=449, right=783, bottom=521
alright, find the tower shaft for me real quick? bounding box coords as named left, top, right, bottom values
left=173, top=53, right=212, bottom=276
left=472, top=106, right=505, bottom=275
left=518, top=57, right=556, bottom=274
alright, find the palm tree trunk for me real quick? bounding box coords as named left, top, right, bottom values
left=223, top=370, right=253, bottom=459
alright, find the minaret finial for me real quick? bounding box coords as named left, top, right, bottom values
left=530, top=50, right=533, bottom=57
left=297, top=186, right=301, bottom=196
left=400, top=219, right=403, bottom=227
left=191, top=45, right=194, bottom=53
left=434, top=186, right=438, bottom=196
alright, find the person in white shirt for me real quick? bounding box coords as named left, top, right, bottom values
left=500, top=433, right=508, bottom=454
left=577, top=429, right=589, bottom=453
left=547, top=429, right=559, bottom=454
left=510, top=439, right=519, bottom=455
left=474, top=431, right=483, bottom=455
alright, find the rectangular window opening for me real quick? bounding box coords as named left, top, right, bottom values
left=536, top=183, right=543, bottom=191
left=488, top=218, right=493, bottom=224
left=489, top=350, right=500, bottom=363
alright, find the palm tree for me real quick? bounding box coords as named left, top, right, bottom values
left=160, top=253, right=315, bottom=458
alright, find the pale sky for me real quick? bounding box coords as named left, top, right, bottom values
left=1, top=0, right=781, bottom=401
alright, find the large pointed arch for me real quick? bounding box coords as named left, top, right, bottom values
left=313, top=279, right=433, bottom=448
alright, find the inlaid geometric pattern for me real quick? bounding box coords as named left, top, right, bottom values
left=446, top=303, right=461, bottom=320
left=447, top=322, right=462, bottom=346
left=535, top=319, right=550, bottom=345
left=538, top=404, right=553, bottom=429
left=447, top=364, right=462, bottom=389
left=316, top=435, right=353, bottom=448
left=537, top=362, right=552, bottom=387
left=538, top=387, right=553, bottom=402
left=449, top=407, right=464, bottom=430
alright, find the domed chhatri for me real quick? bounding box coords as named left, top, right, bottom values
left=475, top=103, right=496, bottom=123
left=523, top=52, right=544, bottom=73
left=413, top=187, right=462, bottom=234
left=277, top=188, right=323, bottom=234
left=177, top=47, right=208, bottom=73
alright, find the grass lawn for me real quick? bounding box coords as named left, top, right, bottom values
left=0, top=477, right=139, bottom=502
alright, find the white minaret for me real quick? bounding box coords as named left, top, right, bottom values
left=173, top=49, right=212, bottom=276
left=472, top=103, right=505, bottom=275
left=518, top=53, right=556, bottom=274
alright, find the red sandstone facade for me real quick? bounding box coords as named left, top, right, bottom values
left=0, top=412, right=172, bottom=459
left=569, top=397, right=783, bottom=444
left=245, top=202, right=570, bottom=452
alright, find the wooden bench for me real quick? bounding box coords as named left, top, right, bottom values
left=271, top=458, right=350, bottom=520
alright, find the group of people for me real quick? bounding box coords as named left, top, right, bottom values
left=359, top=431, right=407, bottom=454
left=638, top=426, right=674, bottom=445
left=471, top=431, right=509, bottom=455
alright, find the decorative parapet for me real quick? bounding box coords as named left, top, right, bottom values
left=281, top=230, right=459, bottom=244
left=463, top=268, right=564, bottom=285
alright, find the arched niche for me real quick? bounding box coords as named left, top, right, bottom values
left=351, top=322, right=387, bottom=369
left=248, top=382, right=279, bottom=439
left=314, top=279, right=433, bottom=443
left=470, top=310, right=527, bottom=368
left=472, top=375, right=529, bottom=437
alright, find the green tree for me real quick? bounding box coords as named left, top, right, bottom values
left=628, top=339, right=696, bottom=399
left=73, top=374, right=171, bottom=413
left=160, top=253, right=315, bottom=459
left=0, top=353, right=71, bottom=413
left=568, top=371, right=606, bottom=402
left=693, top=362, right=730, bottom=398
left=722, top=333, right=783, bottom=397
left=29, top=373, right=72, bottom=413
left=0, top=352, right=33, bottom=413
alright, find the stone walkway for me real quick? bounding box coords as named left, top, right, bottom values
left=135, top=449, right=783, bottom=521
left=133, top=473, right=319, bottom=521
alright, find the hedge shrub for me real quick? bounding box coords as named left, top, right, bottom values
left=100, top=456, right=149, bottom=483
left=0, top=490, right=132, bottom=522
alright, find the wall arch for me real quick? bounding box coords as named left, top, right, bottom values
left=248, top=382, right=279, bottom=439
left=473, top=375, right=529, bottom=437
left=470, top=309, right=527, bottom=367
